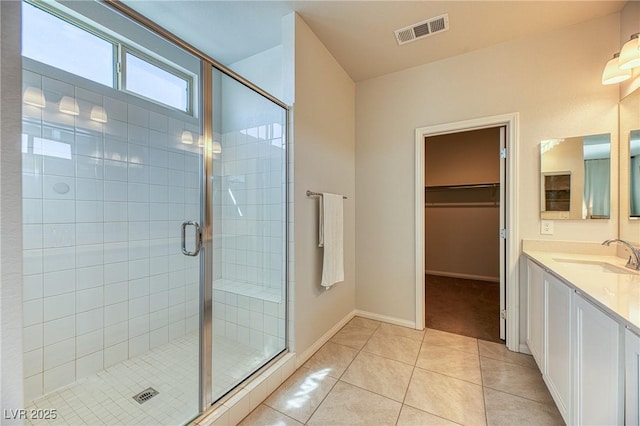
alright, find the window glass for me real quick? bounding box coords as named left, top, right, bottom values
left=125, top=52, right=189, bottom=112
left=22, top=2, right=114, bottom=87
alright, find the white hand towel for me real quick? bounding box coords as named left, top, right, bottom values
left=319, top=193, right=344, bottom=288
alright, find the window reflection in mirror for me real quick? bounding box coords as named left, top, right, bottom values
left=631, top=130, right=640, bottom=217
left=540, top=134, right=611, bottom=220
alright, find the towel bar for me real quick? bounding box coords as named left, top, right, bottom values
left=306, top=190, right=347, bottom=200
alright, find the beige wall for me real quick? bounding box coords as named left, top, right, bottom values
left=292, top=14, right=356, bottom=355
left=355, top=13, right=620, bottom=324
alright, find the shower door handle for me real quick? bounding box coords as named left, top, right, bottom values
left=181, top=221, right=202, bottom=256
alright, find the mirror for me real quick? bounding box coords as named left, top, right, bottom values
left=540, top=133, right=611, bottom=219
left=619, top=87, right=640, bottom=244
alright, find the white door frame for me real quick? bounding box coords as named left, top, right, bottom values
left=415, top=113, right=520, bottom=352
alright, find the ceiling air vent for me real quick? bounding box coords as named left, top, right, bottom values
left=394, top=14, right=449, bottom=46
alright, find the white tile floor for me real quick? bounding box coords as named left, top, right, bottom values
left=24, top=333, right=270, bottom=425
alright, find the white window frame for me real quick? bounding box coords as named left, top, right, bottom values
left=23, top=0, right=195, bottom=115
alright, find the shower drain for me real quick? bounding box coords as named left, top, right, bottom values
left=132, top=387, right=159, bottom=404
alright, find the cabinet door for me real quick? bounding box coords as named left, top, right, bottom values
left=572, top=294, right=621, bottom=425
left=527, top=259, right=545, bottom=371
left=544, top=272, right=572, bottom=424
left=627, top=328, right=640, bottom=425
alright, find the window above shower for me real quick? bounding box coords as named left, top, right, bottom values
left=22, top=1, right=195, bottom=115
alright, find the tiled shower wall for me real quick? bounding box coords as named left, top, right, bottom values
left=211, top=125, right=287, bottom=355
left=21, top=66, right=201, bottom=401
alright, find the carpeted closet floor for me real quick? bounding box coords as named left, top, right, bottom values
left=425, top=274, right=501, bottom=342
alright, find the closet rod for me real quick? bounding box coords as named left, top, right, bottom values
left=425, top=183, right=500, bottom=191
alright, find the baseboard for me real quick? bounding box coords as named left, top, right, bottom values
left=354, top=309, right=416, bottom=329
left=295, top=310, right=356, bottom=368
left=519, top=343, right=532, bottom=355
left=425, top=270, right=499, bottom=283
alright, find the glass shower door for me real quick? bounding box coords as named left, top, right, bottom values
left=208, top=67, right=288, bottom=401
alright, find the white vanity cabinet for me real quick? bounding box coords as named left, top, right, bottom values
left=527, top=259, right=545, bottom=370
left=626, top=328, right=640, bottom=425
left=571, top=293, right=622, bottom=426
left=544, top=271, right=573, bottom=424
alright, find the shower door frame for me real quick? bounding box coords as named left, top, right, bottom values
left=104, top=0, right=290, bottom=414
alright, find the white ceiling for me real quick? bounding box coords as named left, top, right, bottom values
left=122, top=1, right=626, bottom=82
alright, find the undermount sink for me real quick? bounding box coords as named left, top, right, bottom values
left=552, top=258, right=638, bottom=275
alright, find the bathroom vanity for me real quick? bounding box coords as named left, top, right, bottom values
left=524, top=242, right=640, bottom=425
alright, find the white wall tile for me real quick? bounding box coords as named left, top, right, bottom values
left=76, top=244, right=103, bottom=268
left=43, top=199, right=75, bottom=223
left=76, top=308, right=103, bottom=336
left=43, top=293, right=75, bottom=321
left=104, top=281, right=128, bottom=306
left=23, top=274, right=43, bottom=302
left=104, top=159, right=128, bottom=182
left=76, top=265, right=103, bottom=290
left=103, top=341, right=127, bottom=368
left=23, top=299, right=43, bottom=327
left=129, top=314, right=149, bottom=337
left=129, top=334, right=149, bottom=357
left=104, top=261, right=128, bottom=284
left=104, top=120, right=127, bottom=142
left=43, top=269, right=75, bottom=297
left=76, top=287, right=103, bottom=313
left=43, top=315, right=75, bottom=346
left=44, top=338, right=75, bottom=370
left=104, top=321, right=128, bottom=347
left=76, top=155, right=103, bottom=179
left=103, top=222, right=128, bottom=243
left=104, top=301, right=128, bottom=326
left=128, top=163, right=149, bottom=184
left=76, top=134, right=103, bottom=158
left=149, top=326, right=168, bottom=349
left=76, top=351, right=103, bottom=378
left=129, top=296, right=149, bottom=319
left=24, top=373, right=43, bottom=403
left=76, top=178, right=104, bottom=201
left=104, top=242, right=128, bottom=264
left=43, top=223, right=75, bottom=248
left=23, top=173, right=43, bottom=198
left=23, top=348, right=43, bottom=378
left=129, top=277, right=149, bottom=299
left=76, top=222, right=103, bottom=246
left=128, top=105, right=149, bottom=128
left=43, top=247, right=75, bottom=272
left=23, top=224, right=43, bottom=250
left=128, top=124, right=149, bottom=146
left=23, top=199, right=43, bottom=224
left=24, top=324, right=43, bottom=353
left=104, top=180, right=127, bottom=202
left=76, top=201, right=104, bottom=223
left=43, top=360, right=75, bottom=394
left=76, top=329, right=103, bottom=358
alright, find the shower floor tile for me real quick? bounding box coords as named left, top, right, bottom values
left=24, top=333, right=269, bottom=425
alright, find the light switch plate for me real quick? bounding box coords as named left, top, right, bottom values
left=541, top=220, right=554, bottom=235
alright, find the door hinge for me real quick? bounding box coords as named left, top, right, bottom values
left=500, top=228, right=507, bottom=239
left=500, top=148, right=507, bottom=159
left=500, top=309, right=507, bottom=320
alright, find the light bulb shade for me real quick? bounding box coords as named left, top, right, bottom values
left=212, top=141, right=222, bottom=154
left=23, top=86, right=46, bottom=108
left=59, top=96, right=79, bottom=115
left=90, top=106, right=108, bottom=123
left=602, top=53, right=631, bottom=85
left=181, top=130, right=193, bottom=145
left=619, top=33, right=640, bottom=70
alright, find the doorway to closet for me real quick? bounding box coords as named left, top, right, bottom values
left=424, top=126, right=505, bottom=342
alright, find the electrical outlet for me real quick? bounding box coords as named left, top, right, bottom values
left=541, top=220, right=554, bottom=235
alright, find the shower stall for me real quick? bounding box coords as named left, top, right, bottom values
left=20, top=1, right=287, bottom=423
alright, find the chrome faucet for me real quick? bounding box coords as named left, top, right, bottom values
left=602, top=239, right=640, bottom=271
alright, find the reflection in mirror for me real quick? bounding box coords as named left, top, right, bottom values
left=631, top=130, right=640, bottom=217
left=540, top=134, right=611, bottom=220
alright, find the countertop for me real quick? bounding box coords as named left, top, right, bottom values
left=523, top=247, right=640, bottom=336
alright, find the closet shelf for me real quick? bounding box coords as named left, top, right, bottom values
left=425, top=182, right=499, bottom=191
